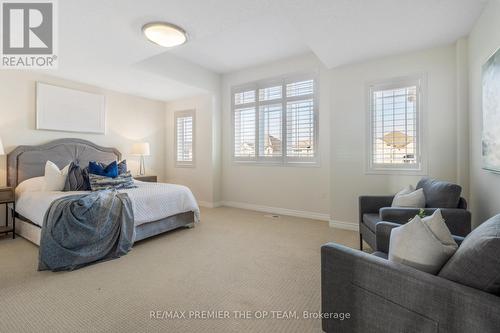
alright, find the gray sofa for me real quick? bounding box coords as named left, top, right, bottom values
left=359, top=178, right=471, bottom=251
left=321, top=215, right=500, bottom=333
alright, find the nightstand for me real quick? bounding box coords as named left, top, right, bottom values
left=0, top=187, right=15, bottom=239
left=134, top=175, right=157, bottom=183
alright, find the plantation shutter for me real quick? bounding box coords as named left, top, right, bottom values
left=175, top=111, right=194, bottom=165
left=233, top=89, right=256, bottom=158
left=285, top=79, right=315, bottom=158
left=232, top=76, right=317, bottom=164
left=370, top=80, right=420, bottom=170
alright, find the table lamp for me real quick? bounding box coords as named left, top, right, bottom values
left=131, top=142, right=150, bottom=176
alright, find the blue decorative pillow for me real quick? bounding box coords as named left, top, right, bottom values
left=88, top=161, right=118, bottom=178
left=91, top=160, right=127, bottom=174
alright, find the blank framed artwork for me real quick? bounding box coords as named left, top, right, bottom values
left=36, top=82, right=106, bottom=134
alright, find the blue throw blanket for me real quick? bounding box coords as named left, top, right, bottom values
left=38, top=190, right=135, bottom=271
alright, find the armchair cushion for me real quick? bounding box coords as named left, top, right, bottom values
left=372, top=251, right=388, bottom=259
left=362, top=213, right=381, bottom=232
left=416, top=178, right=462, bottom=208
left=439, top=214, right=500, bottom=295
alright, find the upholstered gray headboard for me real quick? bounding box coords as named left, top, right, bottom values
left=7, top=138, right=121, bottom=187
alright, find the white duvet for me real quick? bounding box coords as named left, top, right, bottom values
left=15, top=179, right=200, bottom=227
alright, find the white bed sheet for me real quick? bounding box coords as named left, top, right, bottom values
left=15, top=181, right=200, bottom=227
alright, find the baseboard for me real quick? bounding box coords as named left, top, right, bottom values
left=221, top=201, right=330, bottom=221
left=202, top=200, right=357, bottom=231
left=329, top=219, right=359, bottom=232
left=198, top=201, right=222, bottom=208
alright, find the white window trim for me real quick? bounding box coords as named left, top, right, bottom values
left=174, top=109, right=195, bottom=168
left=365, top=74, right=428, bottom=175
left=231, top=72, right=320, bottom=167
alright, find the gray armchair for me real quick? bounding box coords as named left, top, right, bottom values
left=359, top=178, right=471, bottom=250
left=321, top=242, right=500, bottom=333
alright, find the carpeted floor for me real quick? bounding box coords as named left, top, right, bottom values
left=0, top=207, right=359, bottom=333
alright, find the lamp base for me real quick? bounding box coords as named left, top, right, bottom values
left=139, top=155, right=146, bottom=176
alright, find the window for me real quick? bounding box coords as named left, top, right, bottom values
left=232, top=75, right=318, bottom=165
left=367, top=76, right=424, bottom=173
left=175, top=110, right=195, bottom=167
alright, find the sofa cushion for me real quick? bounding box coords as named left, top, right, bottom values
left=416, top=178, right=462, bottom=208
left=388, top=210, right=458, bottom=274
left=439, top=214, right=500, bottom=295
left=363, top=213, right=381, bottom=232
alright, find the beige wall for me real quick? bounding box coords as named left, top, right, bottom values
left=220, top=54, right=331, bottom=219
left=468, top=0, right=500, bottom=227
left=330, top=45, right=463, bottom=227
left=1, top=34, right=478, bottom=228
left=165, top=94, right=220, bottom=206
left=0, top=71, right=167, bottom=222
left=217, top=46, right=464, bottom=225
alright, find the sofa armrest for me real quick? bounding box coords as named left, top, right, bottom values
left=359, top=195, right=394, bottom=222
left=379, top=207, right=471, bottom=236
left=376, top=222, right=466, bottom=253
left=321, top=243, right=500, bottom=333
left=375, top=221, right=401, bottom=253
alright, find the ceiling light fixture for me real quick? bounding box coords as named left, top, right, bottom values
left=142, top=22, right=187, bottom=47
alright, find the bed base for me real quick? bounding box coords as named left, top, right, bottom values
left=15, top=211, right=196, bottom=246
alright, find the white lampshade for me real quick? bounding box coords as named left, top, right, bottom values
left=0, top=138, right=5, bottom=155
left=131, top=142, right=150, bottom=156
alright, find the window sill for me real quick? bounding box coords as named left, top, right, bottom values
left=232, top=160, right=320, bottom=168
left=365, top=167, right=427, bottom=176
left=175, top=162, right=195, bottom=168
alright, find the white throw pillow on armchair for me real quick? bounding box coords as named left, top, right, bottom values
left=44, top=161, right=70, bottom=191
left=388, top=209, right=458, bottom=274
left=392, top=185, right=426, bottom=208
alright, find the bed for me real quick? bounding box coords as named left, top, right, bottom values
left=7, top=138, right=200, bottom=246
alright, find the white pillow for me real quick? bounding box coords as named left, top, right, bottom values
left=388, top=209, right=458, bottom=274
left=44, top=161, right=70, bottom=191
left=16, top=176, right=45, bottom=195
left=392, top=185, right=425, bottom=208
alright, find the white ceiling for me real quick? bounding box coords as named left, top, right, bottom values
left=55, top=0, right=487, bottom=101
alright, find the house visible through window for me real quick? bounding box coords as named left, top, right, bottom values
left=368, top=76, right=424, bottom=172
left=175, top=110, right=195, bottom=167
left=232, top=75, right=318, bottom=165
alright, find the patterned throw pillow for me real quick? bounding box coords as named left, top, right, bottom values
left=63, top=162, right=90, bottom=191
left=89, top=171, right=136, bottom=191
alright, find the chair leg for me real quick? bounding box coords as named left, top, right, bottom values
left=359, top=233, right=363, bottom=251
